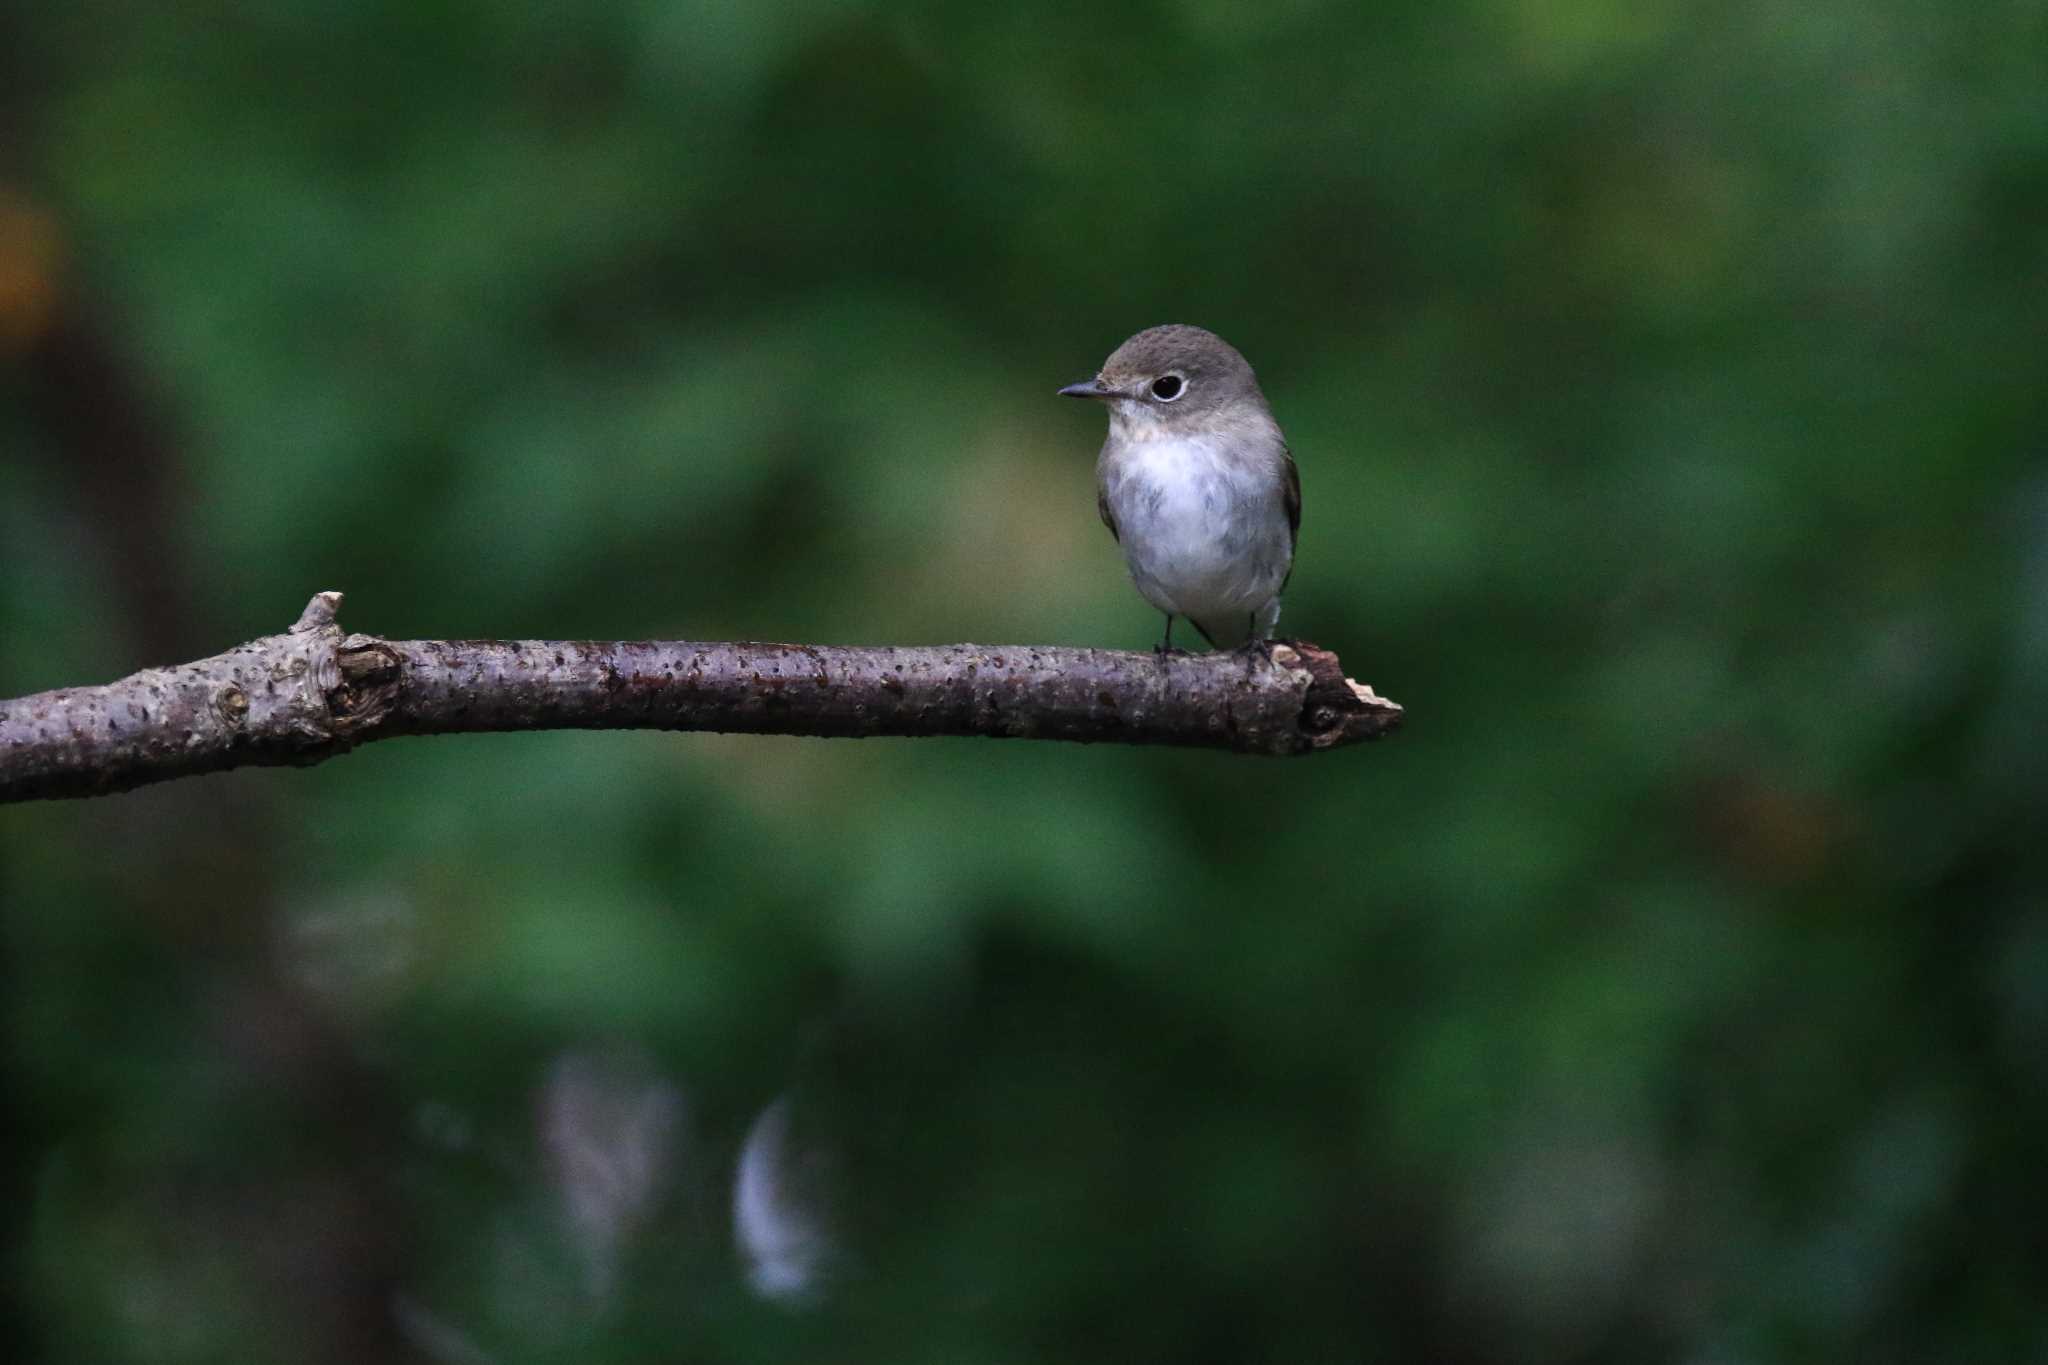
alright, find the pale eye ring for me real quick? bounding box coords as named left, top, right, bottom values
left=1150, top=374, right=1186, bottom=402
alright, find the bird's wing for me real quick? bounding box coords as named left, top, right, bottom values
left=1097, top=481, right=1120, bottom=543
left=1275, top=446, right=1301, bottom=596
left=1282, top=447, right=1301, bottom=548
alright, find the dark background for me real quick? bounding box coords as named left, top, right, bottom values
left=4, top=2, right=2045, bottom=1361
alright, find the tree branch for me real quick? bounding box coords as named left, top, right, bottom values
left=1, top=592, right=1404, bottom=803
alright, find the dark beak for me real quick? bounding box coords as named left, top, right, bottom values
left=1057, top=377, right=1112, bottom=400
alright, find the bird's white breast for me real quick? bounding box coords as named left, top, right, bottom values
left=1098, top=430, right=1293, bottom=637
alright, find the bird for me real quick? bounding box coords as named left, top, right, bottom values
left=1059, top=324, right=1300, bottom=652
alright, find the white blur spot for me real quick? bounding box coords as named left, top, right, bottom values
left=734, top=1094, right=834, bottom=1304
left=539, top=1049, right=686, bottom=1306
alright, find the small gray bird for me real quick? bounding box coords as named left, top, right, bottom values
left=1059, top=325, right=1300, bottom=651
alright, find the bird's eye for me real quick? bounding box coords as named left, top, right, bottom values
left=1150, top=374, right=1185, bottom=401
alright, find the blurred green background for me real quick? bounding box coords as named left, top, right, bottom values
left=4, top=1, right=2046, bottom=1361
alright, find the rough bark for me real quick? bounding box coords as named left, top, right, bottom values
left=0, top=592, right=1405, bottom=803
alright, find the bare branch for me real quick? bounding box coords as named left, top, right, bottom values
left=1, top=593, right=1404, bottom=803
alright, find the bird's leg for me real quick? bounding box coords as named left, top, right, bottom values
left=1155, top=614, right=1177, bottom=659
left=1234, top=615, right=1278, bottom=674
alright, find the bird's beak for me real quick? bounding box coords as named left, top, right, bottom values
left=1057, top=377, right=1112, bottom=400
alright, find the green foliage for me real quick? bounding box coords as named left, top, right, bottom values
left=4, top=0, right=2046, bottom=1360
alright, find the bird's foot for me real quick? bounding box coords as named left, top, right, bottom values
left=1234, top=636, right=1279, bottom=676
left=1155, top=615, right=1183, bottom=664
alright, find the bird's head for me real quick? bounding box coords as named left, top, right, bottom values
left=1058, top=324, right=1267, bottom=437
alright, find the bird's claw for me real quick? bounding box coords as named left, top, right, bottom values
left=1234, top=637, right=1278, bottom=676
